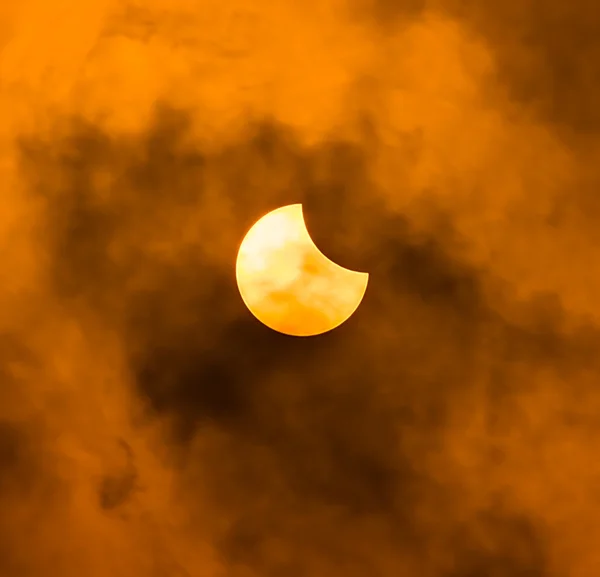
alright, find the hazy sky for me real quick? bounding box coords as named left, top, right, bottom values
left=1, top=1, right=600, bottom=575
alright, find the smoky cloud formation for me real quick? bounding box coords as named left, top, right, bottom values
left=1, top=0, right=600, bottom=576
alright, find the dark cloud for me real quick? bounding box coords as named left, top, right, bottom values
left=444, top=0, right=600, bottom=137
left=0, top=415, right=60, bottom=574
left=10, top=103, right=600, bottom=576
left=1, top=0, right=599, bottom=572
left=0, top=421, right=31, bottom=494
left=361, top=0, right=600, bottom=137
left=98, top=439, right=138, bottom=511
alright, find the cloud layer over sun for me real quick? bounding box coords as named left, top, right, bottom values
left=1, top=0, right=600, bottom=575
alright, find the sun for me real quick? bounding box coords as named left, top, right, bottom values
left=235, top=204, right=368, bottom=336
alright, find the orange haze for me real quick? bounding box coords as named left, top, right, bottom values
left=1, top=0, right=600, bottom=576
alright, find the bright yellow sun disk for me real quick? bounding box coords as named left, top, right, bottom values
left=235, top=204, right=368, bottom=336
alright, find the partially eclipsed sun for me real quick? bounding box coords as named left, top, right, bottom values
left=235, top=204, right=369, bottom=336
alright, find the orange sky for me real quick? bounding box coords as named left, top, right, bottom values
left=1, top=0, right=600, bottom=575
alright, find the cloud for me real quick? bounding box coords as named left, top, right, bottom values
left=446, top=0, right=600, bottom=137
left=5, top=102, right=599, bottom=577
left=1, top=0, right=600, bottom=576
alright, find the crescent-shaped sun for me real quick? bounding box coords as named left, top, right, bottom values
left=235, top=204, right=369, bottom=336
